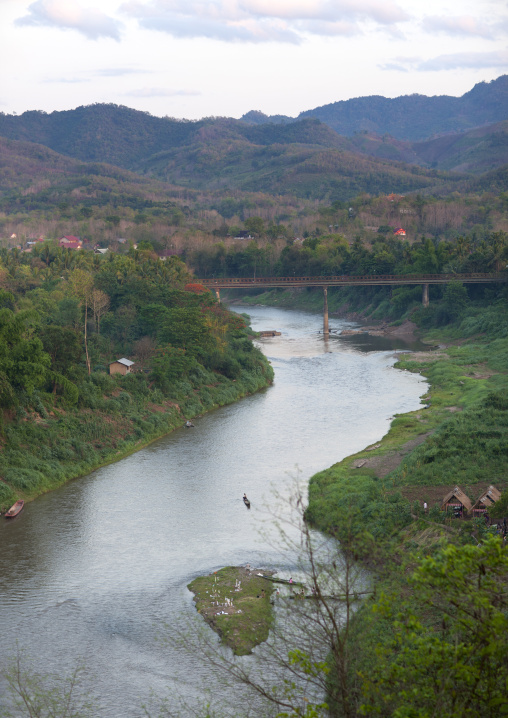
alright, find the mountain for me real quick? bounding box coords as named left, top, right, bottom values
left=293, top=76, right=508, bottom=141
left=412, top=121, right=508, bottom=173
left=0, top=105, right=204, bottom=168
left=1, top=76, right=506, bottom=204
left=325, top=121, right=508, bottom=174
left=240, top=110, right=293, bottom=126
left=0, top=135, right=194, bottom=214
left=0, top=127, right=460, bottom=207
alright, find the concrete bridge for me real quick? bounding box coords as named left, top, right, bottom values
left=199, top=272, right=507, bottom=337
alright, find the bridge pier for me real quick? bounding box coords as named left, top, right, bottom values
left=323, top=287, right=329, bottom=337
left=422, top=283, right=429, bottom=308
left=215, top=289, right=220, bottom=303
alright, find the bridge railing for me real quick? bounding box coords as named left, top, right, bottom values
left=200, top=272, right=506, bottom=285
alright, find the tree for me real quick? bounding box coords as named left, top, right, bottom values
left=244, top=216, right=265, bottom=236
left=40, top=324, right=82, bottom=377
left=90, top=289, right=110, bottom=336
left=157, top=481, right=365, bottom=718
left=69, top=269, right=94, bottom=375
left=0, top=308, right=51, bottom=408
left=0, top=647, right=96, bottom=718
left=149, top=345, right=196, bottom=393
left=442, top=281, right=468, bottom=321
left=359, top=536, right=508, bottom=718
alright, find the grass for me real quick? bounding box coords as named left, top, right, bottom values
left=306, top=303, right=508, bottom=553
left=188, top=566, right=275, bottom=656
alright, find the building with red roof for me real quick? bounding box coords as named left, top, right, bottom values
left=58, top=236, right=83, bottom=250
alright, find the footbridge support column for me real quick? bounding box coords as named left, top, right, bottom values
left=422, top=283, right=429, bottom=308
left=323, top=286, right=329, bottom=337
left=215, top=289, right=221, bottom=303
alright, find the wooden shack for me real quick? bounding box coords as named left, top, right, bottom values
left=109, top=358, right=134, bottom=376
left=441, top=486, right=472, bottom=518
left=471, top=485, right=501, bottom=516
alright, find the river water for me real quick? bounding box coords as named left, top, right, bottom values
left=0, top=306, right=426, bottom=716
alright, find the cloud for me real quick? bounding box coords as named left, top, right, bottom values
left=418, top=50, right=508, bottom=72
left=120, top=0, right=410, bottom=43
left=242, top=0, right=409, bottom=25
left=421, top=15, right=498, bottom=39
left=42, top=67, right=151, bottom=83
left=43, top=76, right=90, bottom=83
left=380, top=49, right=508, bottom=72
left=94, top=68, right=153, bottom=76
left=125, top=87, right=201, bottom=96
left=15, top=0, right=122, bottom=40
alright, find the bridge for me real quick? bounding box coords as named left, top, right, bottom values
left=199, top=272, right=507, bottom=337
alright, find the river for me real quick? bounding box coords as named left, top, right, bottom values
left=0, top=306, right=427, bottom=716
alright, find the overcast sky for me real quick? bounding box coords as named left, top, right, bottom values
left=1, top=0, right=507, bottom=120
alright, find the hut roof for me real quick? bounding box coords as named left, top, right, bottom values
left=472, top=485, right=502, bottom=510
left=441, top=486, right=473, bottom=512
left=109, top=358, right=134, bottom=367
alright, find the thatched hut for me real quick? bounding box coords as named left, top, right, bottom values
left=471, top=485, right=501, bottom=516
left=441, top=486, right=472, bottom=518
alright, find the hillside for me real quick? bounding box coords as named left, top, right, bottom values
left=134, top=129, right=459, bottom=201
left=0, top=135, right=192, bottom=204
left=297, top=76, right=508, bottom=140
left=412, top=120, right=508, bottom=173
left=0, top=116, right=463, bottom=203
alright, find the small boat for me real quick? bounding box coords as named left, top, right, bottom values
left=5, top=500, right=24, bottom=518
left=243, top=494, right=251, bottom=508
left=257, top=574, right=304, bottom=586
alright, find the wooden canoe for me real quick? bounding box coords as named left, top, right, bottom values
left=257, top=574, right=304, bottom=586
left=5, top=500, right=24, bottom=518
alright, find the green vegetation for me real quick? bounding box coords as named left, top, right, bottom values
left=188, top=566, right=275, bottom=656
left=302, top=297, right=508, bottom=717
left=2, top=83, right=508, bottom=717
left=0, top=248, right=273, bottom=511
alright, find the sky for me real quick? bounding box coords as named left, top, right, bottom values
left=1, top=0, right=507, bottom=120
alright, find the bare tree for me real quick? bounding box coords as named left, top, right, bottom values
left=69, top=269, right=93, bottom=375
left=0, top=646, right=96, bottom=718
left=90, top=289, right=110, bottom=336
left=133, top=336, right=157, bottom=365
left=155, top=479, right=370, bottom=718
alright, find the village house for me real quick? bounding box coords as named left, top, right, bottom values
left=109, top=358, right=135, bottom=376
left=393, top=227, right=406, bottom=236
left=58, top=235, right=83, bottom=250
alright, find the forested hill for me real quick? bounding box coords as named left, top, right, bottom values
left=0, top=107, right=344, bottom=169
left=296, top=75, right=508, bottom=140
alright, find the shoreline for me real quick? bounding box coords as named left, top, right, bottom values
left=0, top=366, right=273, bottom=513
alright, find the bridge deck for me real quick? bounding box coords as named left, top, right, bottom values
left=199, top=273, right=507, bottom=289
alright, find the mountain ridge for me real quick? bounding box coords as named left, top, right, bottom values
left=241, top=76, right=508, bottom=141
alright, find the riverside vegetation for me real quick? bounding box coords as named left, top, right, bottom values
left=252, top=277, right=508, bottom=717
left=0, top=246, right=273, bottom=512
left=2, top=86, right=508, bottom=715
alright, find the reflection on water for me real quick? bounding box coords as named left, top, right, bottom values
left=0, top=306, right=427, bottom=716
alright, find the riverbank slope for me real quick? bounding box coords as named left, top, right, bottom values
left=0, top=342, right=273, bottom=513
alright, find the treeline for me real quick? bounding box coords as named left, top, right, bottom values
left=0, top=245, right=273, bottom=510
left=191, top=228, right=508, bottom=279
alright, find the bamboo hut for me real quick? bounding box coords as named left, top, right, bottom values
left=471, top=485, right=501, bottom=517
left=441, top=486, right=472, bottom=518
